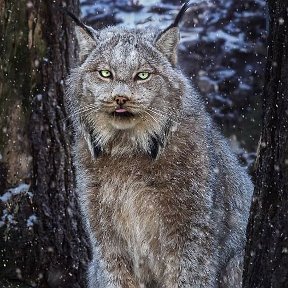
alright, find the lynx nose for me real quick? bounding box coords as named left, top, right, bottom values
left=115, top=96, right=128, bottom=106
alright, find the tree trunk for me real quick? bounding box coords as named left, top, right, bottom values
left=0, top=1, right=90, bottom=287
left=243, top=1, right=288, bottom=287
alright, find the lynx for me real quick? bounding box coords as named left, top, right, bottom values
left=65, top=3, right=253, bottom=287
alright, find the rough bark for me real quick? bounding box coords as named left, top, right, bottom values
left=243, top=1, right=288, bottom=287
left=0, top=1, right=90, bottom=287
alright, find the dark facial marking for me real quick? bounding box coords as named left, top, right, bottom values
left=148, top=134, right=164, bottom=159
left=147, top=119, right=172, bottom=159
left=89, top=130, right=102, bottom=158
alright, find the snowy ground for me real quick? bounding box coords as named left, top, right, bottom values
left=0, top=184, right=36, bottom=229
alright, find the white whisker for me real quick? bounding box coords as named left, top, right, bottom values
left=146, top=107, right=179, bottom=124
left=63, top=104, right=99, bottom=123
left=143, top=110, right=165, bottom=127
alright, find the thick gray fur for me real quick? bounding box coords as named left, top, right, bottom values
left=65, top=7, right=253, bottom=288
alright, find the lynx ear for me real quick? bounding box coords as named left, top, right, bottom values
left=57, top=7, right=98, bottom=62
left=155, top=27, right=179, bottom=65
left=75, top=26, right=98, bottom=62
left=155, top=2, right=190, bottom=65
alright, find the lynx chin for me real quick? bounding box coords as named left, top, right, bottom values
left=65, top=3, right=253, bottom=287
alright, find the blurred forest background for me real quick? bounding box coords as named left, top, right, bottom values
left=0, top=0, right=271, bottom=287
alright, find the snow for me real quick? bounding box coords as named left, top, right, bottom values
left=0, top=209, right=18, bottom=228
left=80, top=0, right=175, bottom=29
left=0, top=183, right=31, bottom=202
left=278, top=18, right=284, bottom=25
left=239, top=82, right=251, bottom=91
left=26, top=214, right=38, bottom=227
left=203, top=30, right=245, bottom=50
left=0, top=183, right=34, bottom=228
left=218, top=69, right=236, bottom=79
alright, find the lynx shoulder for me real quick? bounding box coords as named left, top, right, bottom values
left=65, top=4, right=253, bottom=287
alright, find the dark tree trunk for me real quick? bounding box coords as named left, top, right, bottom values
left=0, top=1, right=90, bottom=287
left=243, top=1, right=288, bottom=287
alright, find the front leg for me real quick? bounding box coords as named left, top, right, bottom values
left=158, top=226, right=217, bottom=288
left=88, top=249, right=137, bottom=288
left=160, top=248, right=217, bottom=288
left=219, top=253, right=243, bottom=288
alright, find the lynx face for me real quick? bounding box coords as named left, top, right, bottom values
left=67, top=25, right=187, bottom=157
left=80, top=32, right=168, bottom=130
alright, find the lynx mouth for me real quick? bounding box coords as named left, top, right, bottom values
left=111, top=111, right=134, bottom=118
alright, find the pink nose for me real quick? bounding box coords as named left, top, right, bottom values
left=115, top=96, right=128, bottom=105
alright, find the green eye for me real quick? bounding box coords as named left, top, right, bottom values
left=99, top=70, right=112, bottom=78
left=136, top=72, right=150, bottom=80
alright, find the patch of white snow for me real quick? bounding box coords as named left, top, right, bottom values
left=0, top=183, right=31, bottom=202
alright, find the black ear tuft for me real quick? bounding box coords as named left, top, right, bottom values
left=155, top=2, right=190, bottom=65
left=56, top=6, right=95, bottom=39
left=170, top=1, right=190, bottom=29
left=56, top=6, right=98, bottom=62
left=157, top=1, right=190, bottom=38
